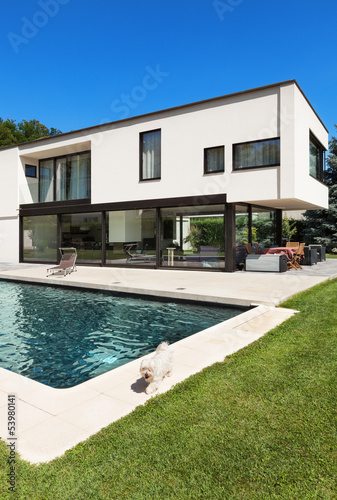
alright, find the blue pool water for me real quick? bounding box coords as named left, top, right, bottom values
left=0, top=280, right=248, bottom=388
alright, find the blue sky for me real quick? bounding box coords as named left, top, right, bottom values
left=1, top=0, right=337, bottom=138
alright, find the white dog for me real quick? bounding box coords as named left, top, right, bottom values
left=140, top=341, right=173, bottom=394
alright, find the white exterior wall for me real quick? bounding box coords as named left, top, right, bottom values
left=92, top=87, right=281, bottom=205
left=0, top=148, right=20, bottom=262
left=293, top=85, right=328, bottom=209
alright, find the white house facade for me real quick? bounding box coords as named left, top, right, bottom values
left=0, top=80, right=329, bottom=271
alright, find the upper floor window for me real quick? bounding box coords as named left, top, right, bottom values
left=233, top=138, right=280, bottom=170
left=39, top=151, right=91, bottom=203
left=25, top=164, right=37, bottom=178
left=309, top=132, right=325, bottom=182
left=204, top=146, right=224, bottom=174
left=140, top=129, right=161, bottom=181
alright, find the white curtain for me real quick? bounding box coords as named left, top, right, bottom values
left=39, top=160, right=54, bottom=202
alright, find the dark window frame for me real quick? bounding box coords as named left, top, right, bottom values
left=204, top=146, right=225, bottom=174
left=233, top=137, right=280, bottom=171
left=309, top=131, right=326, bottom=182
left=139, top=129, right=161, bottom=182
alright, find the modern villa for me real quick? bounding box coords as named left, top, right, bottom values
left=0, top=80, right=329, bottom=272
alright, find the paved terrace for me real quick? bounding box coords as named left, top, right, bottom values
left=0, top=260, right=336, bottom=464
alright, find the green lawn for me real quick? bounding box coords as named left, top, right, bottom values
left=1, top=279, right=337, bottom=499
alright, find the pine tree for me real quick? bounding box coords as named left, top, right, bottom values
left=303, top=126, right=337, bottom=251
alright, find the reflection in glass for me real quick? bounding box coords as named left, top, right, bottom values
left=23, top=215, right=58, bottom=261
left=234, top=138, right=280, bottom=169
left=106, top=209, right=156, bottom=265
left=251, top=207, right=276, bottom=248
left=61, top=212, right=102, bottom=263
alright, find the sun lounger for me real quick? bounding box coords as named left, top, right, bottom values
left=47, top=248, right=77, bottom=277
left=123, top=243, right=155, bottom=263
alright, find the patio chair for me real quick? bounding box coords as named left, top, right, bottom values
left=286, top=241, right=300, bottom=247
left=47, top=248, right=77, bottom=277
left=287, top=243, right=305, bottom=271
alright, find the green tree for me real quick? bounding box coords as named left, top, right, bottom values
left=282, top=214, right=297, bottom=241
left=0, top=118, right=61, bottom=147
left=303, top=126, right=337, bottom=251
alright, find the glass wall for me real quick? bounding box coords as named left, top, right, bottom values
left=235, top=205, right=249, bottom=268
left=160, top=205, right=225, bottom=268
left=61, top=212, right=102, bottom=263
left=235, top=205, right=250, bottom=246
left=234, top=205, right=276, bottom=268
left=23, top=215, right=58, bottom=261
left=106, top=209, right=157, bottom=265
left=251, top=207, right=276, bottom=248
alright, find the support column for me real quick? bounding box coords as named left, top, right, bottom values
left=248, top=205, right=252, bottom=243
left=101, top=211, right=106, bottom=266
left=275, top=209, right=283, bottom=246
left=19, top=216, right=23, bottom=263
left=57, top=214, right=62, bottom=262
left=156, top=208, right=161, bottom=268
left=225, top=203, right=236, bottom=272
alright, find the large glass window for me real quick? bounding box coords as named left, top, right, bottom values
left=233, top=138, right=280, bottom=170
left=140, top=130, right=161, bottom=180
left=204, top=146, right=224, bottom=174
left=106, top=209, right=157, bottom=266
left=309, top=133, right=325, bottom=181
left=61, top=212, right=102, bottom=263
left=23, top=215, right=58, bottom=261
left=39, top=159, right=54, bottom=202
left=39, top=151, right=91, bottom=203
left=160, top=205, right=225, bottom=269
left=56, top=153, right=91, bottom=201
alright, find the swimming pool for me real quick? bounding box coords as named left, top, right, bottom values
left=0, top=280, right=249, bottom=388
